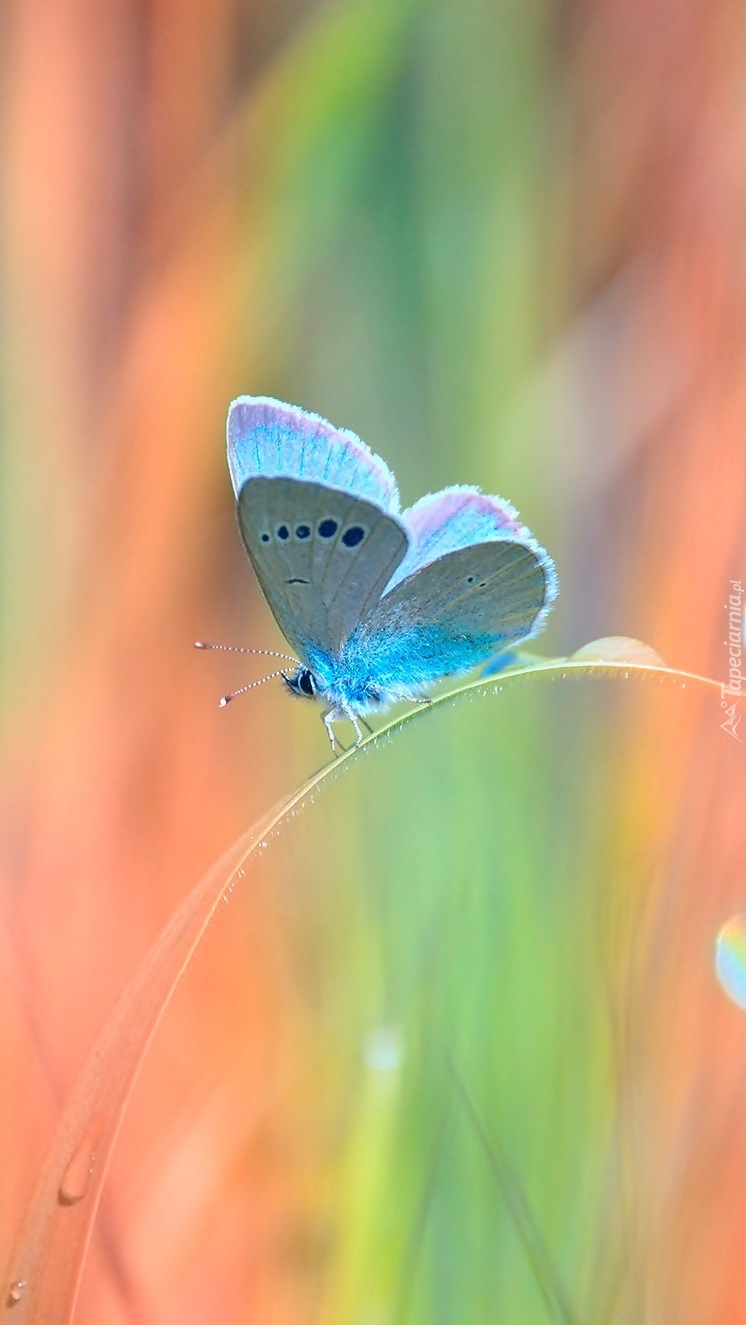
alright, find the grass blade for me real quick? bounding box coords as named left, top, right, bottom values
left=2, top=649, right=718, bottom=1322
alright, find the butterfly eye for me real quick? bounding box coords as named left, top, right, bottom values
left=341, top=525, right=366, bottom=548
left=318, top=518, right=338, bottom=538
left=276, top=524, right=290, bottom=540
left=299, top=669, right=316, bottom=697
left=295, top=524, right=311, bottom=540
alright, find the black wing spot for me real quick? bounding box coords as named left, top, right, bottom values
left=467, top=576, right=475, bottom=584
left=479, top=581, right=487, bottom=588
left=260, top=532, right=271, bottom=543
left=318, top=518, right=338, bottom=538
left=342, top=525, right=365, bottom=548
left=277, top=524, right=290, bottom=540
left=295, top=524, right=311, bottom=540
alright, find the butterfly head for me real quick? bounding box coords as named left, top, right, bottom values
left=282, top=666, right=319, bottom=702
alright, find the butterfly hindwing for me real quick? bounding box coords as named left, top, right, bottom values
left=237, top=476, right=409, bottom=657
left=354, top=539, right=551, bottom=686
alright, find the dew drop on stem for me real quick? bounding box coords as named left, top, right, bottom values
left=7, top=1281, right=26, bottom=1306
left=58, top=1113, right=104, bottom=1206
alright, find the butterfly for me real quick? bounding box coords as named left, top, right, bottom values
left=219, top=395, right=558, bottom=752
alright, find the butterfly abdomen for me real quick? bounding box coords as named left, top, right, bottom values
left=339, top=624, right=508, bottom=694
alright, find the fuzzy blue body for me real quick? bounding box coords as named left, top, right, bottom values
left=300, top=624, right=504, bottom=715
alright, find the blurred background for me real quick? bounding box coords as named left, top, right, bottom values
left=1, top=0, right=745, bottom=1321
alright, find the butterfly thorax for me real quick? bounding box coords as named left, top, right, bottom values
left=284, top=637, right=433, bottom=716
left=283, top=664, right=388, bottom=713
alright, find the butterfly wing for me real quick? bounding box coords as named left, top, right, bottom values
left=353, top=538, right=554, bottom=690
left=237, top=477, right=408, bottom=658
left=228, top=406, right=558, bottom=701
left=387, top=486, right=526, bottom=588
left=228, top=396, right=400, bottom=511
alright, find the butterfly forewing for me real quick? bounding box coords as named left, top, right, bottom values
left=237, top=476, right=409, bottom=657
left=228, top=397, right=400, bottom=511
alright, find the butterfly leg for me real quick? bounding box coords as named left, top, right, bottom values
left=322, top=710, right=347, bottom=756
left=349, top=712, right=365, bottom=747
left=322, top=707, right=368, bottom=753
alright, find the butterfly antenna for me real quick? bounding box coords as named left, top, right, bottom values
left=195, top=641, right=299, bottom=665
left=218, top=669, right=289, bottom=708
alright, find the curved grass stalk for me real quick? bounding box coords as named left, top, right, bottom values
left=2, top=649, right=719, bottom=1323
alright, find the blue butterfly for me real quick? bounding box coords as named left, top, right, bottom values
left=224, top=396, right=558, bottom=752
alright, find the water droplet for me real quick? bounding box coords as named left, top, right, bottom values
left=58, top=1113, right=104, bottom=1206
left=362, top=1027, right=403, bottom=1073
left=716, top=915, right=746, bottom=1009
left=7, top=1281, right=26, bottom=1305
left=570, top=637, right=666, bottom=667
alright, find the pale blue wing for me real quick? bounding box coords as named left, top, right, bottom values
left=237, top=477, right=408, bottom=658
left=228, top=396, right=400, bottom=512
left=349, top=538, right=556, bottom=691
left=387, top=486, right=526, bottom=589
